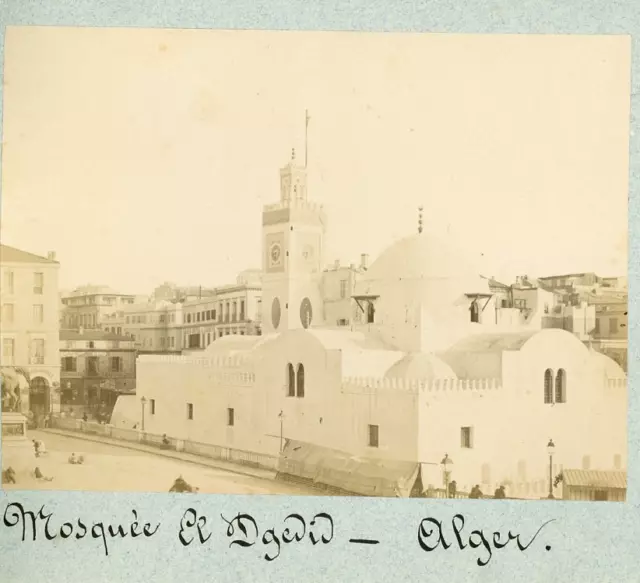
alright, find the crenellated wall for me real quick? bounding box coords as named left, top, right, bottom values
left=341, top=376, right=502, bottom=393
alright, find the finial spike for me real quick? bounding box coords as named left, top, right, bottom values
left=291, top=148, right=296, bottom=161
left=418, top=206, right=424, bottom=234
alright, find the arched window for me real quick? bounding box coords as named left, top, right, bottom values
left=287, top=363, right=295, bottom=397
left=555, top=369, right=566, bottom=403
left=296, top=364, right=305, bottom=398
left=544, top=369, right=553, bottom=404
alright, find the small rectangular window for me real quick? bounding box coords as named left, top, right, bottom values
left=227, top=408, right=235, bottom=427
left=33, top=272, right=44, bottom=294
left=610, top=318, right=618, bottom=334
left=151, top=399, right=156, bottom=415
left=461, top=426, right=473, bottom=448
left=368, top=424, right=379, bottom=448
left=187, top=403, right=194, bottom=420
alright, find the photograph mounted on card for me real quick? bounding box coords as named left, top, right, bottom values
left=0, top=27, right=630, bottom=503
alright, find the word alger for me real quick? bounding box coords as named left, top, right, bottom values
left=2, top=503, right=160, bottom=556
left=418, top=514, right=556, bottom=566
left=178, top=508, right=334, bottom=561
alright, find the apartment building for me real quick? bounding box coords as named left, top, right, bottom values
left=1, top=244, right=61, bottom=415
left=60, top=328, right=136, bottom=415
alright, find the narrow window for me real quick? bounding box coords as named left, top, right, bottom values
left=610, top=318, right=618, bottom=334
left=461, top=427, right=473, bottom=448
left=187, top=403, right=194, bottom=420
left=287, top=363, right=295, bottom=397
left=151, top=399, right=156, bottom=415
left=544, top=369, right=553, bottom=404
left=470, top=300, right=479, bottom=323
left=368, top=424, right=379, bottom=448
left=367, top=302, right=375, bottom=324
left=555, top=369, right=566, bottom=403
left=296, top=363, right=305, bottom=397
left=33, top=272, right=44, bottom=294
left=227, top=408, right=235, bottom=427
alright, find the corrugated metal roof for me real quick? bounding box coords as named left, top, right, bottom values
left=563, top=469, right=627, bottom=489
left=0, top=244, right=58, bottom=264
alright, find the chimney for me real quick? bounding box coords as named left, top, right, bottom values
left=47, top=251, right=56, bottom=261
left=334, top=259, right=341, bottom=270
left=360, top=253, right=369, bottom=270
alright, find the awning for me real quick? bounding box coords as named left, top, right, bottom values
left=563, top=469, right=627, bottom=490
left=277, top=439, right=419, bottom=497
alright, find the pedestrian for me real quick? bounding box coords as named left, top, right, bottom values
left=448, top=480, right=457, bottom=498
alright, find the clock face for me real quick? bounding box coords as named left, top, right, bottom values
left=269, top=243, right=282, bottom=266
left=271, top=297, right=281, bottom=329
left=300, top=297, right=313, bottom=329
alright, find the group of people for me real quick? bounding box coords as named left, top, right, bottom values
left=68, top=453, right=85, bottom=465
left=468, top=484, right=507, bottom=499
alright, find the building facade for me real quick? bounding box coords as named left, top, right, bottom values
left=1, top=245, right=61, bottom=416
left=61, top=285, right=139, bottom=331
left=124, top=153, right=627, bottom=499
left=60, top=329, right=136, bottom=415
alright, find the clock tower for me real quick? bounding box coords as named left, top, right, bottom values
left=262, top=149, right=326, bottom=334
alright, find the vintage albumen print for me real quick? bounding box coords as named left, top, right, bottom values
left=1, top=28, right=630, bottom=501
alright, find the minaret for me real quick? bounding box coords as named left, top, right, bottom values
left=262, top=125, right=326, bottom=335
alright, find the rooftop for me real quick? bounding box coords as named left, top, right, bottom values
left=0, top=244, right=58, bottom=265
left=60, top=329, right=133, bottom=342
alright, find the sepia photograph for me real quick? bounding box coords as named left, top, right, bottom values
left=0, top=27, right=630, bottom=502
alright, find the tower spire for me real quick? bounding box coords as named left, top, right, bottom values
left=418, top=206, right=424, bottom=234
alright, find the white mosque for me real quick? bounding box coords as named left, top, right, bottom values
left=131, top=151, right=627, bottom=499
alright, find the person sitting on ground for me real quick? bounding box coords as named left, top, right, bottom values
left=34, top=467, right=54, bottom=482
left=469, top=484, right=483, bottom=499
left=32, top=439, right=47, bottom=457
left=69, top=452, right=79, bottom=465
left=494, top=485, right=506, bottom=499
left=161, top=434, right=171, bottom=448
left=169, top=475, right=194, bottom=493
left=2, top=467, right=16, bottom=484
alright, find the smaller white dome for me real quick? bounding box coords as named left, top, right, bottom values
left=385, top=352, right=458, bottom=381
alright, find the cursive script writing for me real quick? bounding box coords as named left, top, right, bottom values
left=418, top=514, right=555, bottom=566
left=177, top=508, right=334, bottom=561
left=2, top=503, right=160, bottom=556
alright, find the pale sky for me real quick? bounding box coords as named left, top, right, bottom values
left=1, top=27, right=631, bottom=294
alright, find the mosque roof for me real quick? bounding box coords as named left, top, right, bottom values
left=444, top=331, right=539, bottom=353
left=384, top=352, right=458, bottom=380
left=362, top=233, right=481, bottom=283
left=588, top=348, right=626, bottom=379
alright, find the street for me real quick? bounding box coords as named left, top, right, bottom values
left=3, top=430, right=324, bottom=496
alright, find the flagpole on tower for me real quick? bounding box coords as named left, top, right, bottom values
left=305, top=109, right=310, bottom=168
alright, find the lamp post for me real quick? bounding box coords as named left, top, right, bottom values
left=547, top=439, right=555, bottom=500
left=441, top=454, right=453, bottom=498
left=140, top=396, right=147, bottom=432
left=278, top=410, right=284, bottom=452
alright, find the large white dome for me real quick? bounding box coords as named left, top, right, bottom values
left=364, top=232, right=478, bottom=283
